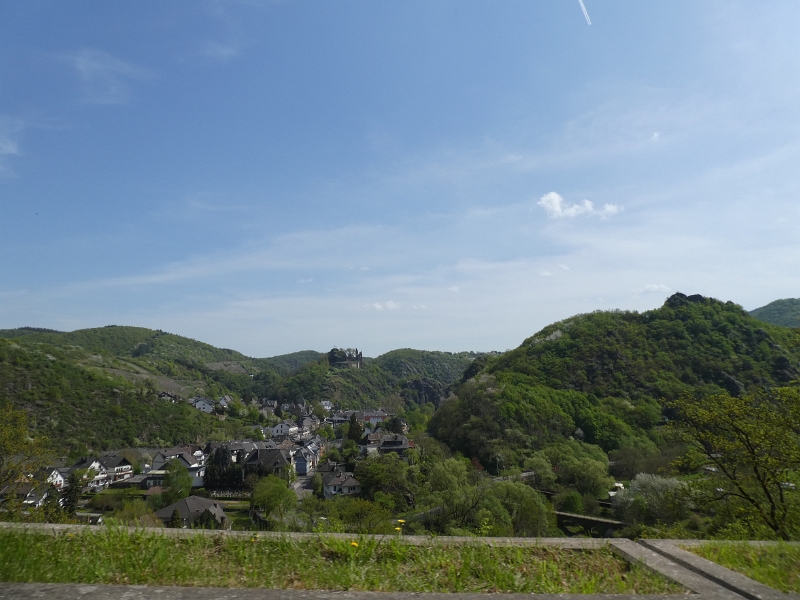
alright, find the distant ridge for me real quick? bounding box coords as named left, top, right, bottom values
left=430, top=292, right=800, bottom=467
left=750, top=298, right=800, bottom=328
left=0, top=325, right=477, bottom=450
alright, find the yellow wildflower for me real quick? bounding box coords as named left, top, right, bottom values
left=397, top=519, right=405, bottom=524
left=395, top=527, right=402, bottom=531
left=350, top=541, right=359, bottom=547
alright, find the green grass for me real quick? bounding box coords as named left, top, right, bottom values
left=0, top=529, right=683, bottom=594
left=688, top=542, right=800, bottom=593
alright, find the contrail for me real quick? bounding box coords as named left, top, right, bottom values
left=578, top=0, right=591, bottom=25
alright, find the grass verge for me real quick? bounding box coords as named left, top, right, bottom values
left=0, top=529, right=683, bottom=594
left=687, top=542, right=800, bottom=593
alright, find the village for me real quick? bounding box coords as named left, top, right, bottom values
left=8, top=397, right=414, bottom=530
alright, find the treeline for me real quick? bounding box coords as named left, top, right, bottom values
left=0, top=339, right=252, bottom=452
left=432, top=293, right=800, bottom=471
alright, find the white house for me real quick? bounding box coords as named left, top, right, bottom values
left=45, top=467, right=70, bottom=489
left=152, top=446, right=206, bottom=487
left=320, top=401, right=334, bottom=411
left=69, top=458, right=109, bottom=491
left=193, top=398, right=215, bottom=413
left=99, top=455, right=133, bottom=482
left=272, top=420, right=299, bottom=437
left=323, top=470, right=361, bottom=499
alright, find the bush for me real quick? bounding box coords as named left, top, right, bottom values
left=553, top=491, right=584, bottom=514
left=612, top=474, right=686, bottom=525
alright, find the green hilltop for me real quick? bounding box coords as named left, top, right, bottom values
left=430, top=292, right=800, bottom=469
left=0, top=325, right=477, bottom=451
left=5, top=292, right=799, bottom=460
left=750, top=297, right=800, bottom=328
left=0, top=337, right=249, bottom=452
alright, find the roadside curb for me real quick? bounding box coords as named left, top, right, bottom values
left=0, top=584, right=690, bottom=600
left=609, top=539, right=732, bottom=599
left=639, top=540, right=799, bottom=600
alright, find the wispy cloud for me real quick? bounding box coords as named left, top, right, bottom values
left=59, top=48, right=154, bottom=105
left=202, top=42, right=240, bottom=62
left=363, top=300, right=400, bottom=311
left=0, top=116, right=24, bottom=177
left=537, top=192, right=622, bottom=219
left=637, top=284, right=671, bottom=294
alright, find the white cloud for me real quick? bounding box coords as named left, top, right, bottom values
left=0, top=116, right=24, bottom=176
left=60, top=48, right=153, bottom=105
left=539, top=270, right=552, bottom=277
left=448, top=286, right=460, bottom=293
left=638, top=284, right=671, bottom=294
left=559, top=264, right=570, bottom=271
left=202, top=42, right=240, bottom=62
left=537, top=192, right=622, bottom=219
left=363, top=300, right=401, bottom=311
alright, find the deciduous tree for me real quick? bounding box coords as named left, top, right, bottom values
left=668, top=388, right=800, bottom=540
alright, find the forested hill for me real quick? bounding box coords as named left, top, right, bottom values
left=488, top=292, right=800, bottom=401
left=0, top=337, right=247, bottom=452
left=0, top=325, right=478, bottom=450
left=254, top=350, right=325, bottom=376
left=372, top=349, right=475, bottom=386
left=0, top=326, right=256, bottom=367
left=750, top=298, right=800, bottom=328
left=430, top=293, right=800, bottom=469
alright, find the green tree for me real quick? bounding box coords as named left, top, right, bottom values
left=558, top=457, right=613, bottom=497
left=347, top=413, right=364, bottom=442
left=162, top=459, right=193, bottom=505
left=319, top=424, right=334, bottom=440
left=251, top=475, right=296, bottom=522
left=168, top=508, right=183, bottom=528
left=0, top=403, right=49, bottom=497
left=328, top=496, right=393, bottom=534
left=668, top=388, right=800, bottom=540
left=60, top=474, right=82, bottom=516
left=485, top=481, right=555, bottom=536
left=311, top=402, right=328, bottom=420
left=355, top=453, right=415, bottom=509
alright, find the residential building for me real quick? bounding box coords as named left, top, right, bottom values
left=272, top=420, right=299, bottom=437
left=99, top=455, right=133, bottom=482
left=243, top=448, right=294, bottom=478
left=378, top=433, right=411, bottom=455
left=323, top=470, right=361, bottom=499
left=155, top=496, right=229, bottom=529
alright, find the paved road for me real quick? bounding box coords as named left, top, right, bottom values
left=291, top=474, right=313, bottom=498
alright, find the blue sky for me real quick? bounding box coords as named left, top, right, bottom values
left=2, top=1, right=799, bottom=357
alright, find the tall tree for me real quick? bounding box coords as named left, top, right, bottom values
left=251, top=475, right=296, bottom=522
left=0, top=403, right=49, bottom=496
left=168, top=508, right=183, bottom=528
left=162, top=459, right=193, bottom=505
left=60, top=474, right=82, bottom=516
left=347, top=413, right=364, bottom=443
left=668, top=388, right=800, bottom=540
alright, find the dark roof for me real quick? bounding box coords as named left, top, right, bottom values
left=323, top=471, right=360, bottom=488
left=379, top=433, right=409, bottom=452
left=99, top=455, right=131, bottom=469
left=245, top=448, right=292, bottom=469
left=69, top=457, right=105, bottom=472
left=155, top=496, right=227, bottom=523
